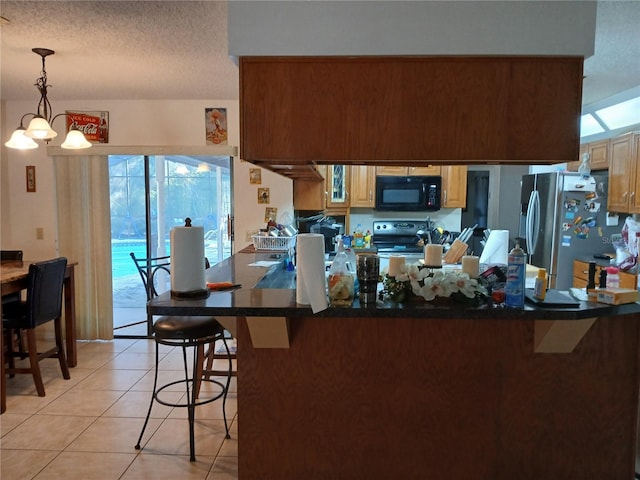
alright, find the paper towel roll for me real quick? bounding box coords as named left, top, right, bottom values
left=170, top=224, right=208, bottom=297
left=479, top=229, right=509, bottom=265
left=296, top=233, right=328, bottom=313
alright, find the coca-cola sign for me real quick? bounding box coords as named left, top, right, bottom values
left=65, top=111, right=109, bottom=143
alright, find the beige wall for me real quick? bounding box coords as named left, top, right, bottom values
left=0, top=99, right=293, bottom=258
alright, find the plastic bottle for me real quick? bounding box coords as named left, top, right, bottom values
left=578, top=152, right=591, bottom=179
left=354, top=224, right=364, bottom=248
left=606, top=266, right=620, bottom=289
left=505, top=242, right=526, bottom=308
left=328, top=237, right=355, bottom=307
left=364, top=230, right=372, bottom=249
left=533, top=268, right=547, bottom=301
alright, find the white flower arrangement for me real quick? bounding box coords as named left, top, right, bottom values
left=382, top=262, right=487, bottom=303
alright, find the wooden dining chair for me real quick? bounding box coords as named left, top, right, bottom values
left=2, top=250, right=26, bottom=358
left=2, top=257, right=70, bottom=396
left=1, top=250, right=24, bottom=305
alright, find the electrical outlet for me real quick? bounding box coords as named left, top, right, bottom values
left=36, top=227, right=44, bottom=240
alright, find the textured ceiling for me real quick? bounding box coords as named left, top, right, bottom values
left=0, top=1, right=638, bottom=106
left=0, top=0, right=238, bottom=101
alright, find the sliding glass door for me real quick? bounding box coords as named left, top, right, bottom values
left=110, top=154, right=232, bottom=337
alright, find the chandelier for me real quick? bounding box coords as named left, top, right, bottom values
left=5, top=48, right=92, bottom=150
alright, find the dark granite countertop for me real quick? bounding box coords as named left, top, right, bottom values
left=147, top=251, right=640, bottom=320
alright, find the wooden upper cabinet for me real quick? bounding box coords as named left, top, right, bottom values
left=375, top=166, right=408, bottom=176
left=325, top=165, right=350, bottom=209
left=632, top=134, right=640, bottom=214
left=350, top=166, right=376, bottom=208
left=608, top=133, right=635, bottom=213
left=240, top=56, right=582, bottom=165
left=375, top=166, right=440, bottom=176
left=441, top=166, right=467, bottom=208
left=568, top=139, right=609, bottom=172
left=292, top=165, right=327, bottom=211
left=409, top=166, right=441, bottom=175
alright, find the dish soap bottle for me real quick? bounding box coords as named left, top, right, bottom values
left=328, top=237, right=355, bottom=307
left=533, top=268, right=547, bottom=301
left=505, top=242, right=526, bottom=308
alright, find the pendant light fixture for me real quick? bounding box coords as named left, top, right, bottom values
left=5, top=48, right=92, bottom=150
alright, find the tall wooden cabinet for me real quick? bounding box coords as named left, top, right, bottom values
left=608, top=132, right=639, bottom=213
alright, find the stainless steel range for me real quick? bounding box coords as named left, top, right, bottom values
left=372, top=220, right=430, bottom=258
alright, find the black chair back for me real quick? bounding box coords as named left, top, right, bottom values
left=25, top=257, right=68, bottom=329
left=130, top=252, right=171, bottom=300
left=1, top=250, right=23, bottom=261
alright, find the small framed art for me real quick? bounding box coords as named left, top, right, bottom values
left=26, top=165, right=36, bottom=192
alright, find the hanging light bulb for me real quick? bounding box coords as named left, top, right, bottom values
left=24, top=116, right=57, bottom=140
left=4, top=127, right=38, bottom=149
left=5, top=48, right=91, bottom=150
left=61, top=129, right=92, bottom=149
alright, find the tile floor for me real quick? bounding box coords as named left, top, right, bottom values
left=1, top=335, right=238, bottom=480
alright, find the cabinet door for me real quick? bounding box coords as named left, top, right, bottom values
left=588, top=139, right=609, bottom=170
left=567, top=144, right=588, bottom=172
left=293, top=165, right=326, bottom=210
left=376, top=166, right=407, bottom=176
left=608, top=134, right=633, bottom=212
left=350, top=166, right=376, bottom=208
left=326, top=165, right=350, bottom=208
left=631, top=134, right=640, bottom=214
left=409, top=166, right=441, bottom=175
left=441, top=166, right=467, bottom=208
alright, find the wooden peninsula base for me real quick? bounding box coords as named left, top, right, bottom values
left=237, top=313, right=640, bottom=479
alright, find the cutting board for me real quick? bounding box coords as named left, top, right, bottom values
left=524, top=288, right=579, bottom=308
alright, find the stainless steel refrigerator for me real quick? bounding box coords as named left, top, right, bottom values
left=519, top=172, right=621, bottom=290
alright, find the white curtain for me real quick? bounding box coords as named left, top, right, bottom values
left=53, top=155, right=113, bottom=339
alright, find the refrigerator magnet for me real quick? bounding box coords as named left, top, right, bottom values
left=562, top=235, right=571, bottom=247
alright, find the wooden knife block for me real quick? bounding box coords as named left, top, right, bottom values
left=443, top=239, right=468, bottom=265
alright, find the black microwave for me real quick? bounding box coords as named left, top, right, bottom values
left=375, top=175, right=441, bottom=211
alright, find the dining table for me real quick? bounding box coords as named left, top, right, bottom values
left=1, top=259, right=78, bottom=414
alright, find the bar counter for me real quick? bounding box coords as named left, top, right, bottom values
left=148, top=251, right=640, bottom=479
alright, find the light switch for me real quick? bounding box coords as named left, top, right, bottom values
left=36, top=227, right=44, bottom=240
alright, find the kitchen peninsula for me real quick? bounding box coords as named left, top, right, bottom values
left=148, top=250, right=640, bottom=479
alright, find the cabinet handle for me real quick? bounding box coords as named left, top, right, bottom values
left=369, top=190, right=373, bottom=202
left=631, top=191, right=636, bottom=200
left=623, top=191, right=628, bottom=199
left=444, top=190, right=447, bottom=204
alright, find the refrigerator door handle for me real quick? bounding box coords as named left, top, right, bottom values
left=526, top=190, right=540, bottom=256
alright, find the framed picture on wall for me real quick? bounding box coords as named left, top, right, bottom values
left=65, top=111, right=109, bottom=143
left=249, top=168, right=262, bottom=184
left=258, top=187, right=270, bottom=204
left=26, top=165, right=36, bottom=192
left=265, top=207, right=277, bottom=223
left=205, top=108, right=228, bottom=145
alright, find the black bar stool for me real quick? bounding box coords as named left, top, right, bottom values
left=135, top=315, right=232, bottom=461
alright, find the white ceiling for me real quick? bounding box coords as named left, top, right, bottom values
left=1, top=1, right=639, bottom=107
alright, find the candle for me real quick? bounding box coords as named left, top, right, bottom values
left=461, top=255, right=480, bottom=278
left=388, top=255, right=405, bottom=277
left=424, top=244, right=442, bottom=267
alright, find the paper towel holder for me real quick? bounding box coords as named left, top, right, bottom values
left=170, top=217, right=210, bottom=300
